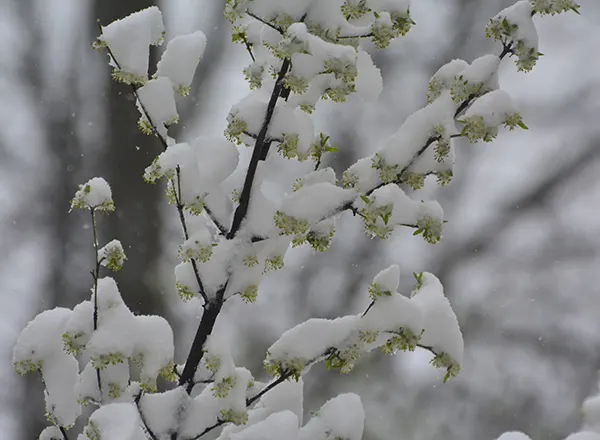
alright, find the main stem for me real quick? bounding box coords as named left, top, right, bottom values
left=178, top=297, right=223, bottom=392
left=227, top=58, right=291, bottom=239
left=178, top=58, right=291, bottom=393
left=90, top=209, right=103, bottom=398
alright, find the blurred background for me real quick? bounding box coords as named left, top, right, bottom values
left=2, top=0, right=600, bottom=439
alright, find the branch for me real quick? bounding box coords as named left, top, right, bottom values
left=203, top=206, right=228, bottom=236
left=338, top=32, right=373, bottom=39
left=227, top=58, right=291, bottom=238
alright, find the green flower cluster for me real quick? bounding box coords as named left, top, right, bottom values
left=372, top=153, right=400, bottom=185
left=178, top=242, right=213, bottom=264
left=430, top=352, right=461, bottom=383
left=224, top=113, right=248, bottom=145
left=368, top=282, right=392, bottom=301
left=213, top=376, right=236, bottom=398
left=360, top=195, right=394, bottom=239
left=70, top=183, right=115, bottom=213
left=531, top=0, right=580, bottom=16
left=99, top=240, right=127, bottom=272
left=220, top=408, right=249, bottom=425
left=414, top=214, right=443, bottom=244
left=381, top=328, right=421, bottom=354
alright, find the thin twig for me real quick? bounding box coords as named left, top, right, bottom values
left=246, top=11, right=284, bottom=34
left=338, top=32, right=373, bottom=39
left=187, top=372, right=293, bottom=440
left=246, top=371, right=293, bottom=406
left=175, top=167, right=208, bottom=303
left=189, top=420, right=225, bottom=440
left=242, top=36, right=256, bottom=62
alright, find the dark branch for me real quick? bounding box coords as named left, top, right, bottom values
left=175, top=167, right=208, bottom=303
left=178, top=293, right=225, bottom=393
left=59, top=426, right=69, bottom=440
left=227, top=58, right=291, bottom=238
left=189, top=420, right=225, bottom=440
left=246, top=371, right=293, bottom=407
left=246, top=11, right=284, bottom=34
left=135, top=393, right=159, bottom=440
left=186, top=372, right=294, bottom=440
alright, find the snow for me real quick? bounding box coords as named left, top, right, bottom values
left=496, top=433, right=533, bottom=440
left=463, top=89, right=519, bottom=128
left=410, top=273, right=463, bottom=368
left=98, top=6, right=164, bottom=81
left=361, top=292, right=423, bottom=336
left=13, top=308, right=81, bottom=426
left=140, top=387, right=189, bottom=437
left=584, top=390, right=600, bottom=431
left=74, top=277, right=175, bottom=389
left=564, top=434, right=600, bottom=440
left=39, top=426, right=62, bottom=440
left=156, top=31, right=207, bottom=94
left=179, top=387, right=222, bottom=438
left=192, top=136, right=240, bottom=185
left=379, top=98, right=443, bottom=170
left=298, top=393, right=364, bottom=440
left=219, top=378, right=304, bottom=440
left=175, top=261, right=198, bottom=299
left=196, top=238, right=237, bottom=295
left=82, top=403, right=146, bottom=440
left=266, top=316, right=360, bottom=371
left=461, top=54, right=501, bottom=91
left=372, top=264, right=401, bottom=294
left=300, top=168, right=337, bottom=187
left=230, top=410, right=299, bottom=440
left=71, top=177, right=113, bottom=211
left=98, top=239, right=126, bottom=271
left=136, top=76, right=178, bottom=125
left=366, top=184, right=444, bottom=230
left=497, top=1, right=538, bottom=52
left=280, top=182, right=356, bottom=223
left=355, top=50, right=383, bottom=102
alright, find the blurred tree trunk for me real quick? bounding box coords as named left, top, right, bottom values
left=18, top=1, right=168, bottom=438
left=94, top=0, right=167, bottom=318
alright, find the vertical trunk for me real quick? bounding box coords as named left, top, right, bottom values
left=93, top=0, right=167, bottom=317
